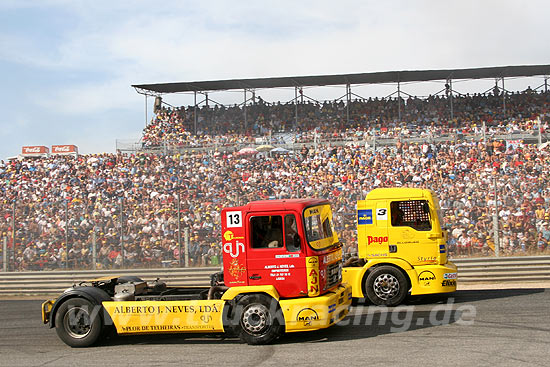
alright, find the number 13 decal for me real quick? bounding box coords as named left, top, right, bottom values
left=226, top=211, right=242, bottom=228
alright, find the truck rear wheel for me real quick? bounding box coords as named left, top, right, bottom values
left=54, top=298, right=104, bottom=347
left=365, top=266, right=408, bottom=306
left=234, top=294, right=284, bottom=345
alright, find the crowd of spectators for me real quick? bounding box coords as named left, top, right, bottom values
left=1, top=89, right=550, bottom=271
left=142, top=89, right=550, bottom=148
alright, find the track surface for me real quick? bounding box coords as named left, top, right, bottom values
left=1, top=289, right=548, bottom=367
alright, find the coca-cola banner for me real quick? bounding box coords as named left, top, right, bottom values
left=21, top=146, right=49, bottom=156
left=51, top=145, right=78, bottom=155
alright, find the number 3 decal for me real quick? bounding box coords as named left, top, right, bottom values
left=376, top=208, right=388, bottom=221
left=226, top=211, right=242, bottom=228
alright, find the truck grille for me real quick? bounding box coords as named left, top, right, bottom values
left=325, top=260, right=342, bottom=290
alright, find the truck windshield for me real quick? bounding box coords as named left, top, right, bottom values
left=303, top=204, right=339, bottom=251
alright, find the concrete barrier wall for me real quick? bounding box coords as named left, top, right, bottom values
left=1, top=256, right=550, bottom=296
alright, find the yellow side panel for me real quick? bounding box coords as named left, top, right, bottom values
left=103, top=300, right=225, bottom=334
left=342, top=267, right=366, bottom=298
left=409, top=262, right=458, bottom=295
left=280, top=284, right=352, bottom=332
left=42, top=299, right=54, bottom=324
left=306, top=256, right=320, bottom=297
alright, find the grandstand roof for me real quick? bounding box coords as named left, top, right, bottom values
left=133, top=64, right=550, bottom=95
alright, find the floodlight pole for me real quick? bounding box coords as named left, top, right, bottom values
left=347, top=84, right=351, bottom=122
left=502, top=77, right=506, bottom=115
left=538, top=117, right=542, bottom=146
left=194, top=91, right=198, bottom=134
left=3, top=237, right=6, bottom=273
left=294, top=86, right=298, bottom=130
left=448, top=78, right=454, bottom=121
left=397, top=81, right=401, bottom=122
left=92, top=229, right=97, bottom=270
left=177, top=191, right=182, bottom=267
left=184, top=227, right=189, bottom=268
left=65, top=200, right=69, bottom=269
left=119, top=199, right=124, bottom=268
left=244, top=89, right=248, bottom=130
left=11, top=200, right=15, bottom=272
left=493, top=177, right=500, bottom=257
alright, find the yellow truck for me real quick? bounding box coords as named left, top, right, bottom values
left=42, top=199, right=351, bottom=347
left=343, top=188, right=457, bottom=306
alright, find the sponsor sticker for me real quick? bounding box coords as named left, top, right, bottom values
left=225, top=211, right=242, bottom=228
left=228, top=258, right=246, bottom=280
left=368, top=236, right=388, bottom=245
left=443, top=273, right=457, bottom=280
left=442, top=279, right=456, bottom=287
left=376, top=208, right=388, bottom=221
left=418, top=270, right=436, bottom=286
left=357, top=209, right=373, bottom=225
left=223, top=240, right=244, bottom=258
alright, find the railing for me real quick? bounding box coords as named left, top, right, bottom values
left=115, top=130, right=549, bottom=155
left=453, top=256, right=550, bottom=282
left=2, top=256, right=549, bottom=296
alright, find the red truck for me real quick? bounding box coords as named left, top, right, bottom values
left=43, top=198, right=351, bottom=346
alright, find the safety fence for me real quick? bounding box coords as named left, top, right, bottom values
left=1, top=256, right=549, bottom=296
left=453, top=256, right=550, bottom=283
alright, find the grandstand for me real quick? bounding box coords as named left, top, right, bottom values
left=2, top=64, right=550, bottom=272
left=119, top=64, right=550, bottom=154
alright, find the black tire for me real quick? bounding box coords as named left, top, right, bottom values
left=54, top=298, right=104, bottom=347
left=365, top=266, right=408, bottom=306
left=233, top=294, right=284, bottom=345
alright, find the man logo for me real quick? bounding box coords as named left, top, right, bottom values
left=418, top=270, right=436, bottom=286
left=296, top=308, right=319, bottom=326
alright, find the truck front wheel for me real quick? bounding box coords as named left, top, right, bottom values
left=234, top=294, right=284, bottom=345
left=365, top=266, right=408, bottom=306
left=54, top=298, right=104, bottom=347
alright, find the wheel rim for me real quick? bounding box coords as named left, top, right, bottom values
left=241, top=304, right=270, bottom=335
left=373, top=273, right=400, bottom=300
left=63, top=306, right=92, bottom=339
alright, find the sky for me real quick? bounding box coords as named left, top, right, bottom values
left=0, top=0, right=549, bottom=160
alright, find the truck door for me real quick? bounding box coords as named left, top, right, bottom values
left=388, top=199, right=442, bottom=266
left=245, top=212, right=307, bottom=298
left=366, top=201, right=390, bottom=256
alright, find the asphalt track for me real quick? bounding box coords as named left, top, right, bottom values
left=0, top=288, right=548, bottom=367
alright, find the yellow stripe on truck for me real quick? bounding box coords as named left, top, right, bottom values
left=102, top=300, right=226, bottom=334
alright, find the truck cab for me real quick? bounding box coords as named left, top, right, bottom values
left=43, top=199, right=351, bottom=347
left=222, top=199, right=343, bottom=298
left=343, top=188, right=457, bottom=306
